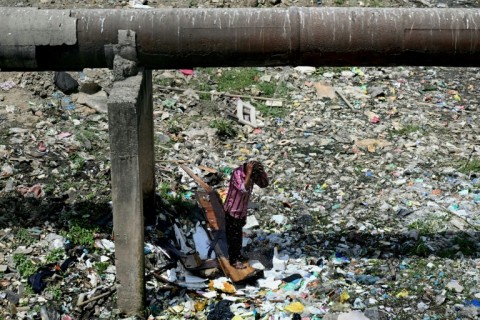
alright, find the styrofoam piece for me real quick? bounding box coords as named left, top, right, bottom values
left=294, top=66, right=316, bottom=74
left=129, top=0, right=152, bottom=8
left=270, top=214, right=286, bottom=225
left=211, top=277, right=235, bottom=292
left=174, top=224, right=191, bottom=253
left=184, top=271, right=207, bottom=283
left=242, top=237, right=251, bottom=248
left=257, top=277, right=282, bottom=290
left=338, top=311, right=370, bottom=320
left=244, top=215, right=260, bottom=229
left=265, top=100, right=283, bottom=107
left=307, top=305, right=327, bottom=315
left=272, top=247, right=288, bottom=271
left=221, top=294, right=241, bottom=301
left=236, top=99, right=258, bottom=128
left=166, top=268, right=177, bottom=282
left=264, top=269, right=283, bottom=279
left=200, top=291, right=218, bottom=299
left=249, top=260, right=265, bottom=270
left=193, top=222, right=215, bottom=259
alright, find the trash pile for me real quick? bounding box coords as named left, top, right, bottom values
left=3, top=61, right=479, bottom=319
left=1, top=2, right=480, bottom=320
left=141, top=65, right=480, bottom=319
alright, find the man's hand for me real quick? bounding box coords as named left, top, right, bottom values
left=246, top=161, right=254, bottom=175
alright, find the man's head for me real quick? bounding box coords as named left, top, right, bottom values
left=245, top=161, right=269, bottom=188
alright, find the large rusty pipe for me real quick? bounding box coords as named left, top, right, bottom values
left=1, top=7, right=480, bottom=70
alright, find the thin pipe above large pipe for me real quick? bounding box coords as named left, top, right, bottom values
left=1, top=7, right=479, bottom=70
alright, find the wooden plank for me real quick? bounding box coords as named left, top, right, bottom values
left=218, top=257, right=255, bottom=283
left=197, top=193, right=218, bottom=230
left=197, top=165, right=217, bottom=174
left=180, top=164, right=213, bottom=192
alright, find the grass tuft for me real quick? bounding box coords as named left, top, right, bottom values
left=61, top=224, right=97, bottom=248
left=13, top=253, right=37, bottom=278
left=94, top=261, right=110, bottom=275
left=15, top=228, right=36, bottom=246
left=459, top=158, right=480, bottom=174
left=45, top=248, right=65, bottom=264
left=210, top=119, right=237, bottom=140
left=394, top=124, right=422, bottom=136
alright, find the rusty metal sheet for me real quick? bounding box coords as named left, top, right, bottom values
left=196, top=191, right=256, bottom=283
left=180, top=166, right=257, bottom=282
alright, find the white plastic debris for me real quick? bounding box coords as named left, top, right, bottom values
left=192, top=222, right=214, bottom=260
left=243, top=215, right=260, bottom=229
left=272, top=247, right=288, bottom=271
left=417, top=302, right=429, bottom=312
left=270, top=214, right=286, bottom=225
left=249, top=260, right=265, bottom=270
left=200, top=291, right=218, bottom=299
left=446, top=280, right=464, bottom=293
left=257, top=277, right=282, bottom=290
left=294, top=66, right=316, bottom=74
left=337, top=311, right=370, bottom=320
left=50, top=238, right=64, bottom=250
left=87, top=273, right=99, bottom=287
left=100, top=239, right=115, bottom=252
left=129, top=0, right=152, bottom=8
left=166, top=268, right=177, bottom=282
left=236, top=99, right=261, bottom=128
left=173, top=224, right=191, bottom=253
left=265, top=100, right=283, bottom=107
left=184, top=271, right=207, bottom=284
left=210, top=277, right=236, bottom=293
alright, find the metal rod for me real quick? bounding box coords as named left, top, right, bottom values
left=1, top=7, right=480, bottom=70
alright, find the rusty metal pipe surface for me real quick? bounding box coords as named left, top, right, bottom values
left=1, top=7, right=479, bottom=70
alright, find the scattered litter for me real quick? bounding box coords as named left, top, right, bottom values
left=16, top=184, right=44, bottom=199
left=284, top=301, right=305, bottom=313
left=0, top=80, right=16, bottom=91
left=314, top=82, right=336, bottom=99
left=1, top=44, right=480, bottom=320
left=180, top=69, right=194, bottom=76
left=235, top=99, right=263, bottom=128
left=265, top=99, right=283, bottom=107
left=54, top=72, right=78, bottom=94
left=446, top=280, right=464, bottom=293
left=129, top=0, right=152, bottom=8
left=294, top=66, right=316, bottom=74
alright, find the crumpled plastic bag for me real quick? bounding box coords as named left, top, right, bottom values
left=285, top=301, right=305, bottom=313
left=207, top=300, right=234, bottom=320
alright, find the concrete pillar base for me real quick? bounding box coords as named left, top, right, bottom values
left=107, top=69, right=154, bottom=316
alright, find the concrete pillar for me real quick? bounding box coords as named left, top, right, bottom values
left=138, top=70, right=156, bottom=224
left=107, top=69, right=154, bottom=316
